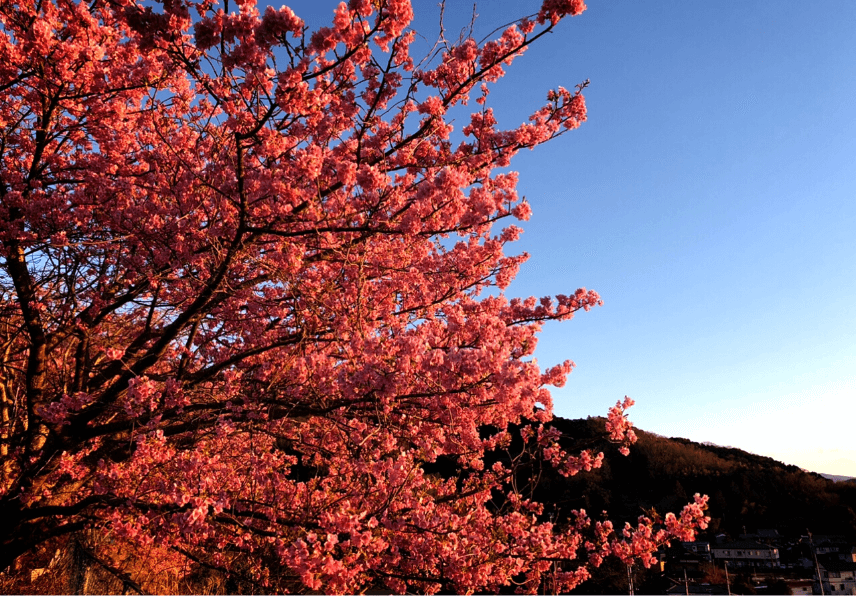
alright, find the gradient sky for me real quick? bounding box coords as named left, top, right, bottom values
left=284, top=1, right=856, bottom=475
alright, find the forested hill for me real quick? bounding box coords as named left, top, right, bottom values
left=532, top=416, right=856, bottom=539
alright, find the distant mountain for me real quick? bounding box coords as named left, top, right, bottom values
left=821, top=473, right=856, bottom=483
left=521, top=416, right=856, bottom=540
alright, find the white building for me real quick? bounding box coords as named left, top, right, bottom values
left=710, top=540, right=780, bottom=568
left=818, top=560, right=856, bottom=595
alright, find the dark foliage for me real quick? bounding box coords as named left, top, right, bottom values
left=531, top=416, right=856, bottom=540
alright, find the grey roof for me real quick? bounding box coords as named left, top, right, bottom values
left=711, top=540, right=777, bottom=551
left=819, top=560, right=856, bottom=572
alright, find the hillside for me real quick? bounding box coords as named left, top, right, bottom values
left=534, top=416, right=856, bottom=540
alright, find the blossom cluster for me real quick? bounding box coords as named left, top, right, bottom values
left=0, top=0, right=708, bottom=592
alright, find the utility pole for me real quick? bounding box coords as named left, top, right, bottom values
left=809, top=529, right=825, bottom=596
left=627, top=563, right=634, bottom=596
left=683, top=568, right=689, bottom=596
left=725, top=560, right=732, bottom=596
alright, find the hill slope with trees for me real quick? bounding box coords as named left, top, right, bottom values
left=534, top=416, right=856, bottom=540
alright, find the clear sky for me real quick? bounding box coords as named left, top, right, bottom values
left=282, top=1, right=856, bottom=476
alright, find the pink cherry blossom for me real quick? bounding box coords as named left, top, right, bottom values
left=0, top=0, right=706, bottom=592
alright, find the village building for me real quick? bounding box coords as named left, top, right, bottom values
left=817, top=554, right=856, bottom=595
left=785, top=579, right=814, bottom=595
left=710, top=540, right=780, bottom=568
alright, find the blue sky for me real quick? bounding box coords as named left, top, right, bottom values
left=282, top=1, right=856, bottom=475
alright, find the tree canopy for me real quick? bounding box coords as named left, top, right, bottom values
left=0, top=0, right=707, bottom=592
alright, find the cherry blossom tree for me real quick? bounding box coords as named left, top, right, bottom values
left=0, top=0, right=708, bottom=592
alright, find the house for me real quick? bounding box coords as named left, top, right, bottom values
left=785, top=579, right=814, bottom=595
left=665, top=542, right=711, bottom=574
left=682, top=542, right=713, bottom=560
left=710, top=540, right=780, bottom=568
left=812, top=535, right=849, bottom=556
left=817, top=559, right=856, bottom=595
